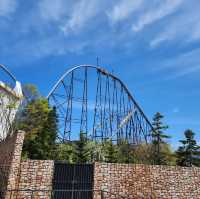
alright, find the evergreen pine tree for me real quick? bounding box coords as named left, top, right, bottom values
left=74, top=132, right=91, bottom=163
left=176, top=129, right=200, bottom=167
left=152, top=112, right=170, bottom=165
left=104, top=140, right=118, bottom=163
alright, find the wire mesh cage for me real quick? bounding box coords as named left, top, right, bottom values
left=0, top=64, right=23, bottom=141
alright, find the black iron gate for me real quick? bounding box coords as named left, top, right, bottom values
left=53, top=162, right=94, bottom=199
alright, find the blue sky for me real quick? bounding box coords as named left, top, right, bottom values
left=0, top=0, right=200, bottom=148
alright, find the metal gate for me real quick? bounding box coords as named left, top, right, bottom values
left=53, top=162, right=94, bottom=199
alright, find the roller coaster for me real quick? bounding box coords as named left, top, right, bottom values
left=47, top=65, right=154, bottom=145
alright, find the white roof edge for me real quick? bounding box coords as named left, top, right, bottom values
left=0, top=81, right=23, bottom=99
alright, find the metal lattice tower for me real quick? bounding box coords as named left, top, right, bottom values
left=47, top=65, right=154, bottom=144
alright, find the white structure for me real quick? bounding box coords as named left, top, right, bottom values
left=0, top=65, right=23, bottom=140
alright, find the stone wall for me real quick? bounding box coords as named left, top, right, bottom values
left=0, top=131, right=25, bottom=190
left=18, top=160, right=54, bottom=190
left=1, top=131, right=200, bottom=199
left=94, top=163, right=200, bottom=199
left=15, top=160, right=54, bottom=198
left=0, top=131, right=54, bottom=198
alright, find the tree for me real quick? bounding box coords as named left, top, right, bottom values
left=104, top=140, right=118, bottom=163
left=22, top=84, right=40, bottom=103
left=160, top=143, right=177, bottom=166
left=74, top=132, right=91, bottom=163
left=34, top=106, right=58, bottom=159
left=176, top=129, right=200, bottom=167
left=117, top=140, right=132, bottom=163
left=152, top=112, right=171, bottom=165
left=17, top=85, right=58, bottom=159
left=132, top=143, right=153, bottom=164
left=55, top=143, right=75, bottom=163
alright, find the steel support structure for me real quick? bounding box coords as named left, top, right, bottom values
left=47, top=65, right=154, bottom=145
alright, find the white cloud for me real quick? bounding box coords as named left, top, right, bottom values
left=153, top=49, right=200, bottom=79
left=39, top=0, right=73, bottom=22
left=166, top=65, right=200, bottom=80
left=150, top=1, right=200, bottom=47
left=108, top=0, right=143, bottom=24
left=132, top=0, right=183, bottom=32
left=61, top=0, right=102, bottom=34
left=2, top=35, right=89, bottom=62
left=188, top=21, right=200, bottom=41
left=0, top=0, right=200, bottom=62
left=155, top=49, right=200, bottom=72
left=39, top=0, right=64, bottom=21
left=0, top=0, right=17, bottom=17
left=150, top=34, right=171, bottom=48
left=0, top=0, right=108, bottom=60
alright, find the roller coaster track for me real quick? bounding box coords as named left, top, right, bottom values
left=47, top=65, right=154, bottom=144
